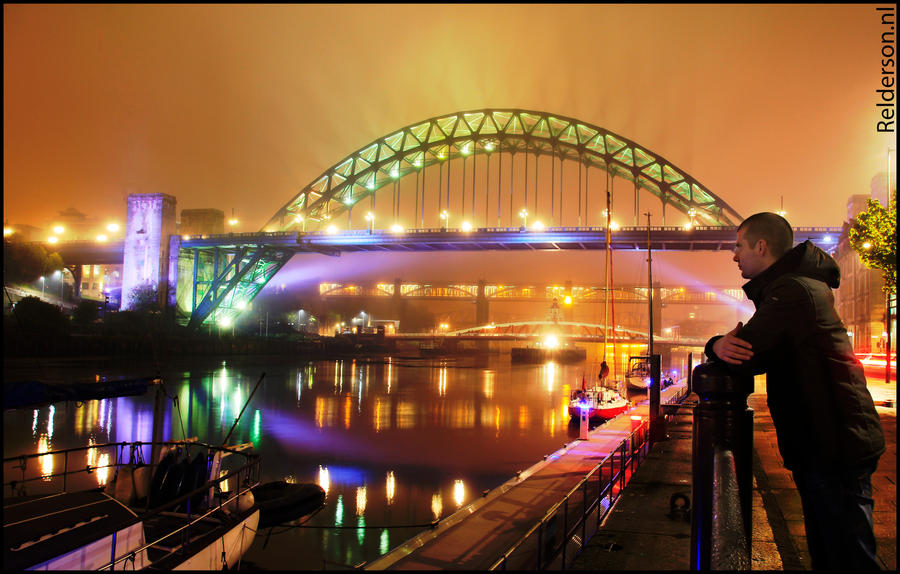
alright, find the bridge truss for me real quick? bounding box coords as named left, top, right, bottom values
left=264, top=109, right=743, bottom=233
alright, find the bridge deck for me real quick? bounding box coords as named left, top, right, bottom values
left=365, top=382, right=688, bottom=570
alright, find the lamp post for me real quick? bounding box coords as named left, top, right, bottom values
left=40, top=276, right=45, bottom=301
left=519, top=208, right=528, bottom=229
left=54, top=270, right=63, bottom=302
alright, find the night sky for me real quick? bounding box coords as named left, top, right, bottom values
left=4, top=4, right=895, bottom=288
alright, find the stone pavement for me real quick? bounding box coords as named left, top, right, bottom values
left=571, top=383, right=897, bottom=571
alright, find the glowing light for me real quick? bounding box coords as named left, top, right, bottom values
left=236, top=300, right=247, bottom=310
left=683, top=222, right=693, bottom=230
left=862, top=242, right=872, bottom=249
left=532, top=221, right=545, bottom=231
left=183, top=235, right=191, bottom=240
left=386, top=471, right=395, bottom=505
left=47, top=236, right=59, bottom=244
left=53, top=225, right=65, bottom=234
left=823, top=234, right=833, bottom=243
left=461, top=221, right=473, bottom=232
left=96, top=453, right=110, bottom=486
left=366, top=181, right=375, bottom=190
left=462, top=143, right=472, bottom=155
left=3, top=227, right=13, bottom=236
left=543, top=335, right=560, bottom=349
left=318, top=465, right=330, bottom=494
left=610, top=221, right=620, bottom=231
left=106, top=223, right=120, bottom=232
left=390, top=168, right=399, bottom=179
left=218, top=316, right=232, bottom=327
left=431, top=493, right=443, bottom=520
left=453, top=479, right=466, bottom=507
left=344, top=197, right=354, bottom=205
left=365, top=212, right=375, bottom=222
left=440, top=210, right=449, bottom=220
left=356, top=485, right=367, bottom=515
left=96, top=234, right=108, bottom=242
left=228, top=218, right=238, bottom=226
left=326, top=224, right=339, bottom=234
left=485, top=142, right=494, bottom=151
left=294, top=215, right=304, bottom=223
left=563, top=295, right=573, bottom=306
left=391, top=223, right=404, bottom=233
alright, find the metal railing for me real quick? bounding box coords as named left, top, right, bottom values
left=489, top=418, right=651, bottom=570
left=4, top=440, right=260, bottom=571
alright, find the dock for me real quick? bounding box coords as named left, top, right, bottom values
left=365, top=383, right=689, bottom=570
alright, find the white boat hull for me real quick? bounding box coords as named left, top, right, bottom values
left=174, top=509, right=260, bottom=570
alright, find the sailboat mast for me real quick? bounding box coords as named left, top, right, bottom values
left=645, top=212, right=654, bottom=358
left=603, top=181, right=612, bottom=360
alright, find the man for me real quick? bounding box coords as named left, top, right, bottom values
left=705, top=212, right=884, bottom=570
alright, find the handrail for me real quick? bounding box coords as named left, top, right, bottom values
left=489, top=418, right=651, bottom=570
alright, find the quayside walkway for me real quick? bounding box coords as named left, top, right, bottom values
left=365, top=383, right=688, bottom=570
left=571, top=380, right=896, bottom=571
left=365, top=377, right=895, bottom=571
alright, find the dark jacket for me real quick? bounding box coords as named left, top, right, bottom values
left=705, top=240, right=884, bottom=472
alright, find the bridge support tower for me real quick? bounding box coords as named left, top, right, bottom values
left=476, top=280, right=490, bottom=326
left=120, top=193, right=177, bottom=311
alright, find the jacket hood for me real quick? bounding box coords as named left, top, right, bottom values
left=743, top=240, right=841, bottom=301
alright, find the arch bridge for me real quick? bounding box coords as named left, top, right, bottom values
left=155, top=109, right=834, bottom=329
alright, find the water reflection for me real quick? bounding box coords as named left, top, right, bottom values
left=4, top=354, right=614, bottom=570
left=453, top=479, right=465, bottom=507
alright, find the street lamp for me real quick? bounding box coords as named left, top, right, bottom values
left=519, top=208, right=528, bottom=229
left=440, top=210, right=449, bottom=230
left=40, top=276, right=46, bottom=300
left=54, top=270, right=62, bottom=301
left=365, top=212, right=375, bottom=233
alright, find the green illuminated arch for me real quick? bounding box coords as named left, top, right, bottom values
left=265, top=109, right=742, bottom=230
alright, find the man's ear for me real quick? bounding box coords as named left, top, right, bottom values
left=755, top=238, right=768, bottom=256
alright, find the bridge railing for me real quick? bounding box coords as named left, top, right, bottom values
left=489, top=418, right=651, bottom=570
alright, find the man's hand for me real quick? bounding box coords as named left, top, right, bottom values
left=712, top=322, right=754, bottom=364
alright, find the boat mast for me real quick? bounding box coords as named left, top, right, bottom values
left=645, top=211, right=654, bottom=358
left=603, top=175, right=612, bottom=362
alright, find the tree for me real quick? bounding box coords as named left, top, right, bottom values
left=6, top=295, right=69, bottom=335
left=849, top=191, right=896, bottom=294
left=3, top=240, right=65, bottom=285
left=72, top=299, right=101, bottom=325
left=127, top=284, right=160, bottom=312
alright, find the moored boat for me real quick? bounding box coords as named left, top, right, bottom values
left=3, top=439, right=261, bottom=570
left=625, top=356, right=653, bottom=391
left=568, top=382, right=629, bottom=420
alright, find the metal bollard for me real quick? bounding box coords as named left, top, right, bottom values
left=690, top=362, right=754, bottom=570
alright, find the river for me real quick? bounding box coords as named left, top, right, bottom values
left=3, top=351, right=663, bottom=569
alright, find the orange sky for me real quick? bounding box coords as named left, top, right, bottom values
left=4, top=4, right=894, bottom=230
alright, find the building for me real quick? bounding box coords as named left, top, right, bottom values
left=834, top=194, right=892, bottom=354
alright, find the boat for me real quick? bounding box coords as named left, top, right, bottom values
left=3, top=439, right=262, bottom=570
left=3, top=377, right=326, bottom=570
left=510, top=342, right=586, bottom=364
left=568, top=378, right=629, bottom=420
left=252, top=480, right=326, bottom=529
left=625, top=356, right=653, bottom=391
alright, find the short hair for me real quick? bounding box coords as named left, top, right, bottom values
left=738, top=212, right=793, bottom=257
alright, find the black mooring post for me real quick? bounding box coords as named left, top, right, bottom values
left=648, top=354, right=666, bottom=443
left=690, top=362, right=754, bottom=570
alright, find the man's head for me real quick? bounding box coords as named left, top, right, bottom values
left=733, top=212, right=793, bottom=279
